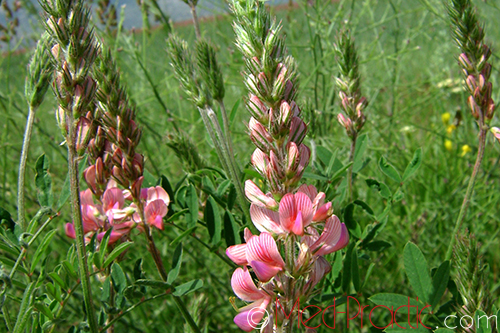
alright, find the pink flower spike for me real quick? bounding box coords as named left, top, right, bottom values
left=245, top=180, right=278, bottom=209
left=234, top=298, right=270, bottom=332
left=144, top=200, right=168, bottom=230
left=250, top=204, right=283, bottom=235
left=231, top=267, right=266, bottom=302
left=246, top=233, right=285, bottom=282
left=227, top=244, right=248, bottom=266
left=65, top=223, right=76, bottom=239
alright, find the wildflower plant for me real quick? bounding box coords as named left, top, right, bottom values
left=445, top=0, right=496, bottom=260
left=226, top=1, right=349, bottom=331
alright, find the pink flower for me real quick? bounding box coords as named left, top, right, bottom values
left=491, top=127, right=500, bottom=143
left=234, top=298, right=270, bottom=332
left=231, top=267, right=269, bottom=301
left=102, top=188, right=126, bottom=223
left=144, top=186, right=170, bottom=230
left=308, top=216, right=349, bottom=256
left=297, top=184, right=332, bottom=222
left=246, top=232, right=285, bottom=282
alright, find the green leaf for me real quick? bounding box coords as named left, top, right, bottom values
left=366, top=179, right=392, bottom=199
left=103, top=242, right=133, bottom=268
left=476, top=309, right=493, bottom=333
left=30, top=229, right=57, bottom=274
left=35, top=154, right=53, bottom=207
left=343, top=203, right=361, bottom=238
left=430, top=260, right=450, bottom=311
left=135, top=279, right=170, bottom=289
left=143, top=170, right=157, bottom=187
left=0, top=206, right=15, bottom=230
left=224, top=211, right=240, bottom=247
left=97, top=228, right=113, bottom=269
left=342, top=242, right=354, bottom=293
left=369, top=293, right=427, bottom=315
left=378, top=156, right=402, bottom=183
left=403, top=242, right=432, bottom=304
left=402, top=148, right=422, bottom=182
left=185, top=184, right=199, bottom=228
left=205, top=196, right=221, bottom=246
left=364, top=240, right=391, bottom=252
left=229, top=98, right=240, bottom=123
left=111, top=263, right=127, bottom=294
left=170, top=226, right=196, bottom=247
left=172, top=279, right=203, bottom=296
left=34, top=302, right=54, bottom=320
left=167, top=243, right=183, bottom=285
left=13, top=282, right=35, bottom=333
left=351, top=247, right=360, bottom=292
left=352, top=134, right=368, bottom=173
left=48, top=272, right=67, bottom=289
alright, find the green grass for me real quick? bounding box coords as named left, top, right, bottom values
left=1, top=0, right=500, bottom=331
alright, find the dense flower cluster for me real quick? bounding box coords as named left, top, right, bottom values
left=65, top=185, right=169, bottom=244
left=227, top=1, right=350, bottom=331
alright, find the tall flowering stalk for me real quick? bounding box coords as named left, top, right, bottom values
left=41, top=0, right=100, bottom=330
left=334, top=29, right=367, bottom=202
left=18, top=33, right=53, bottom=231
left=227, top=1, right=349, bottom=332
left=445, top=0, right=496, bottom=260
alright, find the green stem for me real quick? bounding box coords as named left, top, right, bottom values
left=445, top=126, right=487, bottom=260
left=218, top=101, right=235, bottom=159
left=99, top=293, right=169, bottom=332
left=17, top=105, right=37, bottom=231
left=190, top=5, right=201, bottom=40
left=66, top=118, right=99, bottom=332
left=135, top=201, right=202, bottom=333
left=206, top=108, right=251, bottom=226
left=347, top=134, right=357, bottom=202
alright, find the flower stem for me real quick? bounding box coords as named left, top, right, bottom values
left=218, top=100, right=235, bottom=158
left=190, top=5, right=201, bottom=40
left=445, top=126, right=487, bottom=260
left=347, top=133, right=357, bottom=202
left=17, top=105, right=37, bottom=231
left=136, top=202, right=202, bottom=333
left=66, top=118, right=99, bottom=332
left=206, top=108, right=251, bottom=226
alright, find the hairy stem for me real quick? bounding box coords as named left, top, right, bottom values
left=445, top=126, right=487, bottom=260
left=347, top=134, right=357, bottom=202
left=190, top=5, right=201, bottom=40
left=206, top=108, right=252, bottom=226
left=219, top=101, right=235, bottom=158
left=17, top=105, right=37, bottom=231
left=66, top=117, right=99, bottom=332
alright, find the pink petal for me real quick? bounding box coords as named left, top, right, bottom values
left=80, top=189, right=94, bottom=206
left=235, top=298, right=271, bottom=332
left=245, top=180, right=278, bottom=209
left=251, top=148, right=270, bottom=175
left=65, top=223, right=76, bottom=239
left=296, top=184, right=317, bottom=201
left=250, top=260, right=282, bottom=283
left=291, top=211, right=304, bottom=236
left=231, top=267, right=265, bottom=302
left=313, top=202, right=332, bottom=222
left=313, top=216, right=349, bottom=256
left=244, top=228, right=253, bottom=242
left=144, top=200, right=168, bottom=229
left=102, top=188, right=125, bottom=212
left=279, top=193, right=296, bottom=232
left=250, top=204, right=283, bottom=234
left=294, top=192, right=313, bottom=229
left=310, top=256, right=332, bottom=287
left=147, top=186, right=170, bottom=206
left=227, top=244, right=248, bottom=266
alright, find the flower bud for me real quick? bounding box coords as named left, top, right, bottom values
left=251, top=148, right=270, bottom=176
left=466, top=75, right=477, bottom=94
left=84, top=165, right=97, bottom=193
left=249, top=117, right=274, bottom=152
left=289, top=117, right=307, bottom=144
left=76, top=117, right=91, bottom=154
left=458, top=53, right=473, bottom=72
left=279, top=101, right=292, bottom=129
left=467, top=96, right=480, bottom=119
left=248, top=95, right=268, bottom=122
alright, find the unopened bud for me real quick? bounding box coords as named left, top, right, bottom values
left=467, top=96, right=480, bottom=119
left=289, top=117, right=307, bottom=144
left=75, top=117, right=91, bottom=154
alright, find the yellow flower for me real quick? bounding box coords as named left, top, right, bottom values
left=446, top=124, right=456, bottom=134
left=444, top=139, right=453, bottom=151
left=460, top=144, right=472, bottom=157
left=441, top=112, right=451, bottom=125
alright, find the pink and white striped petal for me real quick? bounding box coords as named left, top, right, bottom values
left=227, top=244, right=248, bottom=266
left=231, top=267, right=266, bottom=302
left=250, top=204, right=283, bottom=234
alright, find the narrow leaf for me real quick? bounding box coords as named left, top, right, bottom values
left=378, top=156, right=402, bottom=183
left=430, top=260, right=450, bottom=310
left=103, top=242, right=133, bottom=268
left=185, top=184, right=199, bottom=228
left=402, top=148, right=422, bottom=182
left=167, top=243, right=183, bottom=285
left=205, top=196, right=221, bottom=246
left=35, top=154, right=53, bottom=207
left=30, top=229, right=57, bottom=273
left=224, top=211, right=240, bottom=247
left=173, top=279, right=203, bottom=296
